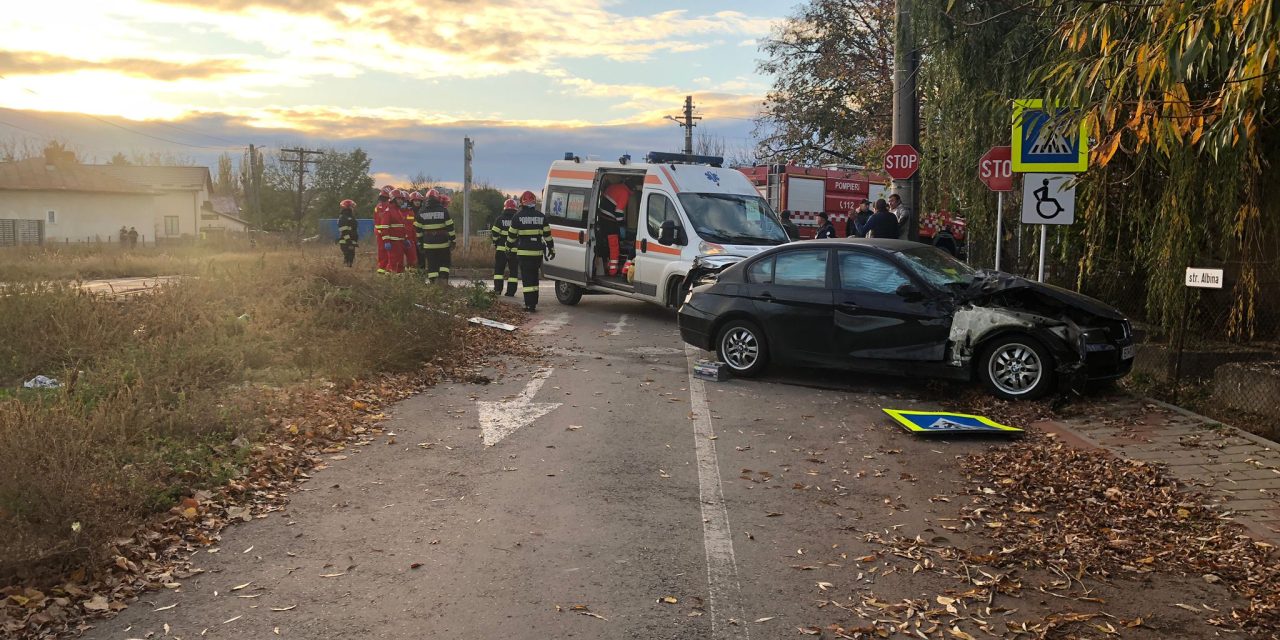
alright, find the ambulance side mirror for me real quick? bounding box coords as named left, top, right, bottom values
left=658, top=220, right=684, bottom=246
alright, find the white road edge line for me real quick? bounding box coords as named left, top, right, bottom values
left=685, top=344, right=750, bottom=639
left=605, top=313, right=630, bottom=336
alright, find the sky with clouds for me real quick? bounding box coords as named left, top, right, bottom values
left=0, top=0, right=790, bottom=191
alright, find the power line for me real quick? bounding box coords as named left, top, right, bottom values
left=279, top=147, right=325, bottom=226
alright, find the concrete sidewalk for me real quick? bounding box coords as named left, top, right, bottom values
left=1040, top=394, right=1280, bottom=542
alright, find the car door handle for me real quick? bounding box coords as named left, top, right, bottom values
left=837, top=302, right=859, bottom=313
left=758, top=292, right=775, bottom=302
left=640, top=238, right=648, bottom=253
left=577, top=230, right=586, bottom=244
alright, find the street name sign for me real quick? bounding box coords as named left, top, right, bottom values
left=1185, top=268, right=1225, bottom=289
left=1021, top=173, right=1075, bottom=225
left=1012, top=100, right=1088, bottom=173
left=883, top=144, right=920, bottom=180
left=979, top=146, right=1013, bottom=191
left=883, top=409, right=1023, bottom=434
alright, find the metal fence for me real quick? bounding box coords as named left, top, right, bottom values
left=0, top=219, right=44, bottom=246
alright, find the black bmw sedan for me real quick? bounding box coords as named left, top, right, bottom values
left=677, top=238, right=1134, bottom=400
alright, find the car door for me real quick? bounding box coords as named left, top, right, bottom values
left=833, top=250, right=951, bottom=361
left=741, top=248, right=835, bottom=364
left=543, top=184, right=591, bottom=284
left=634, top=190, right=685, bottom=299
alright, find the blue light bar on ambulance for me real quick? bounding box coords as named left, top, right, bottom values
left=644, top=151, right=724, bottom=167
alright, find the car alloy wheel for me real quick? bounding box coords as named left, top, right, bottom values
left=721, top=326, right=760, bottom=371
left=988, top=341, right=1043, bottom=396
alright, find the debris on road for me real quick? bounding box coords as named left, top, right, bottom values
left=692, top=359, right=730, bottom=382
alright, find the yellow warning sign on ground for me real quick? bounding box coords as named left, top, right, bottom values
left=883, top=409, right=1023, bottom=434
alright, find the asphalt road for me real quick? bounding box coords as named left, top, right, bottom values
left=87, top=285, right=1226, bottom=640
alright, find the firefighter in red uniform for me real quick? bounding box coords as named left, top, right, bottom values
left=490, top=198, right=520, bottom=296
left=378, top=189, right=409, bottom=273
left=373, top=186, right=394, bottom=273
left=507, top=190, right=553, bottom=312
left=415, top=189, right=456, bottom=283
left=393, top=189, right=418, bottom=271
left=596, top=183, right=631, bottom=276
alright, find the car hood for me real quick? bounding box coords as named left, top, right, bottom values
left=958, top=271, right=1126, bottom=320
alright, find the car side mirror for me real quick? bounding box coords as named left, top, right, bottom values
left=896, top=283, right=924, bottom=301
left=658, top=219, right=678, bottom=246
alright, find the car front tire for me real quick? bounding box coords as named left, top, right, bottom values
left=716, top=319, right=769, bottom=377
left=979, top=335, right=1055, bottom=400
left=554, top=281, right=583, bottom=306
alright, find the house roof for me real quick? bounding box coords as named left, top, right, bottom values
left=96, top=165, right=213, bottom=192
left=0, top=157, right=157, bottom=195
left=209, top=195, right=248, bottom=225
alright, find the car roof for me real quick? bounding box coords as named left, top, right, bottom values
left=775, top=238, right=929, bottom=253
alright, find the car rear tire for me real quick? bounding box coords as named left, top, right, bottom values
left=554, top=281, right=583, bottom=306
left=979, top=335, right=1055, bottom=400
left=716, top=319, right=769, bottom=377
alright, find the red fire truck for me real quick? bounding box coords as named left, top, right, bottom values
left=736, top=164, right=965, bottom=254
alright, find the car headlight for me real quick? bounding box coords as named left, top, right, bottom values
left=698, top=241, right=725, bottom=255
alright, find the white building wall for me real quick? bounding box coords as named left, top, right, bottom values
left=152, top=190, right=203, bottom=239
left=0, top=190, right=157, bottom=243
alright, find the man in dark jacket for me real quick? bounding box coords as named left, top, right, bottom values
left=865, top=198, right=900, bottom=239
left=848, top=200, right=872, bottom=237
left=336, top=199, right=359, bottom=267
left=779, top=211, right=800, bottom=241
left=507, top=190, right=554, bottom=312
left=814, top=212, right=837, bottom=239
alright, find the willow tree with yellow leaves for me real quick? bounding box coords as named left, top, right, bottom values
left=913, top=0, right=1278, bottom=337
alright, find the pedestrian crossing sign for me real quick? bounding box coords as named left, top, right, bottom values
left=1012, top=100, right=1088, bottom=173
left=883, top=409, right=1023, bottom=434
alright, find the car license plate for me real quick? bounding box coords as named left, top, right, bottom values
left=1121, top=344, right=1135, bottom=360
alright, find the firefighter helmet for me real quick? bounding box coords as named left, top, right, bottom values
left=440, top=194, right=452, bottom=206
left=380, top=185, right=394, bottom=194
left=409, top=191, right=424, bottom=202
left=340, top=199, right=355, bottom=209
left=503, top=198, right=517, bottom=210
left=390, top=189, right=406, bottom=200
left=519, top=190, right=537, bottom=206
left=425, top=188, right=440, bottom=201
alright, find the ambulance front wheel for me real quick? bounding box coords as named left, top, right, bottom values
left=555, top=281, right=583, bottom=306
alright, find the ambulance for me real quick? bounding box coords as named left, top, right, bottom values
left=540, top=152, right=792, bottom=308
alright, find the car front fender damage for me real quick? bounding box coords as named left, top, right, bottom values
left=947, top=305, right=1088, bottom=382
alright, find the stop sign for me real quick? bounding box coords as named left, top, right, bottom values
left=978, top=146, right=1013, bottom=192
left=883, top=144, right=920, bottom=180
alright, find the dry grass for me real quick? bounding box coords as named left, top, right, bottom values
left=0, top=248, right=485, bottom=574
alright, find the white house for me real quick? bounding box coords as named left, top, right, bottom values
left=97, top=164, right=217, bottom=241
left=0, top=149, right=157, bottom=244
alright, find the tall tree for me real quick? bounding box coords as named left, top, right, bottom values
left=310, top=148, right=376, bottom=224
left=213, top=152, right=236, bottom=196
left=754, top=0, right=895, bottom=165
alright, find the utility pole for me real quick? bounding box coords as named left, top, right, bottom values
left=892, top=0, right=921, bottom=242
left=665, top=96, right=701, bottom=156
left=246, top=144, right=261, bottom=228
left=279, top=148, right=325, bottom=233
left=463, top=137, right=474, bottom=249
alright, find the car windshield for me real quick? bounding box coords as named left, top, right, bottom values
left=897, top=246, right=977, bottom=288
left=677, top=193, right=790, bottom=245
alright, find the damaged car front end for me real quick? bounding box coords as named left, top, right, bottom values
left=946, top=271, right=1135, bottom=397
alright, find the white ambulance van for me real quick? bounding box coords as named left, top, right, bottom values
left=541, top=152, right=791, bottom=307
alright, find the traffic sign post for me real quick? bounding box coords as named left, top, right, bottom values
left=1020, top=173, right=1076, bottom=282
left=979, top=146, right=1013, bottom=271
left=883, top=144, right=920, bottom=180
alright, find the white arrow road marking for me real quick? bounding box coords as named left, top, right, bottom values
left=685, top=345, right=749, bottom=639
left=605, top=314, right=630, bottom=336
left=530, top=312, right=570, bottom=335
left=477, top=368, right=561, bottom=446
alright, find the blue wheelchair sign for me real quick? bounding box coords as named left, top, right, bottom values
left=883, top=409, right=1023, bottom=434
left=1012, top=100, right=1088, bottom=173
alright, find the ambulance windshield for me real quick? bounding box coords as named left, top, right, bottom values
left=677, top=193, right=789, bottom=246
